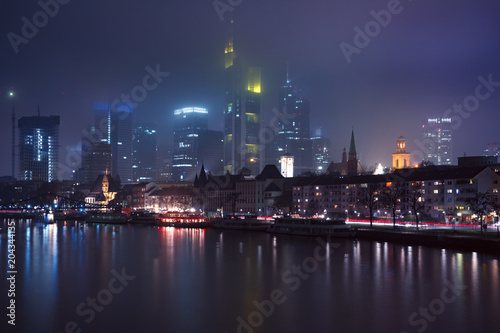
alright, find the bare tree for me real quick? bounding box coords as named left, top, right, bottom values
left=405, top=181, right=426, bottom=231
left=358, top=183, right=379, bottom=227
left=381, top=182, right=403, bottom=228
left=466, top=192, right=491, bottom=234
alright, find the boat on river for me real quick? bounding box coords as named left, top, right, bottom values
left=85, top=211, right=128, bottom=224
left=212, top=216, right=273, bottom=231
left=157, top=212, right=207, bottom=228
left=269, top=217, right=355, bottom=237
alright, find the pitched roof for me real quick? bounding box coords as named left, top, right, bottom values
left=349, top=130, right=356, bottom=155
left=256, top=165, right=283, bottom=180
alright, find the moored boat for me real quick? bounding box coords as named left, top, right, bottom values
left=85, top=211, right=128, bottom=224
left=269, top=217, right=355, bottom=237
left=157, top=212, right=207, bottom=228
left=212, top=216, right=273, bottom=231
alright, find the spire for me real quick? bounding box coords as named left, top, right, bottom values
left=286, top=61, right=290, bottom=84
left=37, top=105, right=40, bottom=117
left=199, top=163, right=207, bottom=187
left=349, top=129, right=356, bottom=155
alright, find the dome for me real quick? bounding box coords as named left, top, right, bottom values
left=397, top=135, right=406, bottom=142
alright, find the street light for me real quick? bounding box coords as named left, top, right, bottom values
left=9, top=91, right=15, bottom=178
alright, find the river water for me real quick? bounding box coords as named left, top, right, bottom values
left=1, top=219, right=499, bottom=333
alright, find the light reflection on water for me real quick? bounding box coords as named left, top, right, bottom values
left=1, top=219, right=499, bottom=333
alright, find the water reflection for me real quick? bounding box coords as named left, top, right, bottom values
left=1, top=219, right=499, bottom=333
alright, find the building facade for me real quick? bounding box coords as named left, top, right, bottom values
left=132, top=122, right=157, bottom=182
left=267, top=68, right=311, bottom=175
left=392, top=135, right=411, bottom=170
left=223, top=24, right=262, bottom=175
left=292, top=164, right=500, bottom=224
left=173, top=107, right=208, bottom=181
left=422, top=117, right=453, bottom=165
left=310, top=134, right=333, bottom=174
left=18, top=114, right=60, bottom=182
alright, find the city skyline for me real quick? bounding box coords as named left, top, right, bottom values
left=1, top=0, right=500, bottom=178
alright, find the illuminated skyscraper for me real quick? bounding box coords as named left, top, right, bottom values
left=223, top=21, right=261, bottom=175
left=82, top=142, right=112, bottom=184
left=132, top=122, right=157, bottom=182
left=268, top=65, right=311, bottom=174
left=18, top=112, right=60, bottom=182
left=89, top=102, right=133, bottom=183
left=173, top=107, right=208, bottom=181
left=310, top=132, right=332, bottom=174
left=422, top=118, right=452, bottom=165
left=111, top=103, right=133, bottom=183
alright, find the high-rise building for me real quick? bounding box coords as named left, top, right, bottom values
left=82, top=142, right=112, bottom=184
left=244, top=67, right=262, bottom=175
left=132, top=122, right=157, bottom=182
left=198, top=130, right=224, bottom=175
left=267, top=66, right=311, bottom=175
left=173, top=107, right=208, bottom=181
left=223, top=22, right=261, bottom=175
left=484, top=142, right=500, bottom=157
left=111, top=103, right=133, bottom=183
left=157, top=144, right=174, bottom=181
left=310, top=133, right=332, bottom=174
left=18, top=112, right=60, bottom=182
left=422, top=118, right=452, bottom=165
left=89, top=102, right=133, bottom=183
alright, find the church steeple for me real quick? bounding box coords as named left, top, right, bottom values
left=349, top=129, right=356, bottom=156
left=347, top=129, right=358, bottom=176
left=392, top=134, right=411, bottom=170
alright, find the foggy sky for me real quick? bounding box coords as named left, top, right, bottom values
left=1, top=0, right=500, bottom=177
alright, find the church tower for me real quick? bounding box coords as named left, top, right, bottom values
left=392, top=135, right=411, bottom=170
left=347, top=129, right=358, bottom=176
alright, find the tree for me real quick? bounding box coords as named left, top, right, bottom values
left=405, top=181, right=426, bottom=231
left=226, top=191, right=241, bottom=215
left=466, top=192, right=491, bottom=234
left=358, top=183, right=379, bottom=227
left=381, top=182, right=403, bottom=228
left=419, top=160, right=435, bottom=168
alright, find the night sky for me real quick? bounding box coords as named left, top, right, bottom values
left=1, top=0, right=500, bottom=177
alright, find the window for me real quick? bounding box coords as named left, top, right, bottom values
left=447, top=189, right=452, bottom=194
left=434, top=190, right=439, bottom=194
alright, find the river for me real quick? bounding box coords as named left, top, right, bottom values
left=1, top=219, right=499, bottom=333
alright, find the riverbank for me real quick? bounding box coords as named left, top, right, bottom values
left=354, top=227, right=500, bottom=255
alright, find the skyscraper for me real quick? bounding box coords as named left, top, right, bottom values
left=310, top=132, right=332, bottom=174
left=111, top=103, right=133, bottom=183
left=173, top=107, right=208, bottom=181
left=198, top=129, right=224, bottom=175
left=82, top=141, right=112, bottom=184
left=18, top=112, right=60, bottom=182
left=422, top=118, right=453, bottom=165
left=223, top=22, right=261, bottom=175
left=268, top=66, right=311, bottom=175
left=132, top=122, right=157, bottom=182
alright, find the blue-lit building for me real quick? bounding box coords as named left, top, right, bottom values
left=173, top=107, right=208, bottom=181
left=132, top=122, right=157, bottom=182
left=18, top=113, right=60, bottom=182
left=422, top=118, right=453, bottom=165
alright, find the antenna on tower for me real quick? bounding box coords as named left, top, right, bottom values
left=286, top=61, right=290, bottom=84
left=37, top=105, right=40, bottom=117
